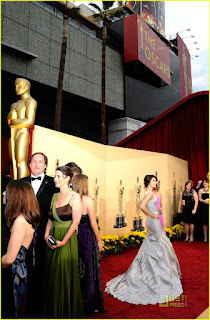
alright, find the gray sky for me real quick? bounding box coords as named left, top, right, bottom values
left=165, top=1, right=209, bottom=93
left=74, top=1, right=209, bottom=93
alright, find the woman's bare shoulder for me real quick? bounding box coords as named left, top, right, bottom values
left=83, top=196, right=93, bottom=205
left=12, top=215, right=30, bottom=229
left=70, top=190, right=79, bottom=199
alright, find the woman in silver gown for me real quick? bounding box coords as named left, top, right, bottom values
left=106, top=175, right=183, bottom=305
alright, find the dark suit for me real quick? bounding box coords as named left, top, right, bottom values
left=21, top=175, right=59, bottom=317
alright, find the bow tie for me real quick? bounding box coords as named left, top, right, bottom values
left=31, top=176, right=41, bottom=181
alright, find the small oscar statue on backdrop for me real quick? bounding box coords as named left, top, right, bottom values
left=56, top=159, right=59, bottom=170
left=93, top=178, right=100, bottom=230
left=172, top=172, right=180, bottom=225
left=172, top=172, right=177, bottom=216
left=131, top=177, right=145, bottom=231
left=114, top=180, right=127, bottom=228
left=180, top=178, right=183, bottom=192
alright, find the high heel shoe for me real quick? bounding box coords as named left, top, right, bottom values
left=189, top=239, right=194, bottom=243
left=95, top=309, right=107, bottom=314
left=184, top=238, right=189, bottom=242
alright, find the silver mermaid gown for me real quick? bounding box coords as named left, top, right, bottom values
left=105, top=191, right=183, bottom=305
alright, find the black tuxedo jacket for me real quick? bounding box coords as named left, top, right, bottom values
left=21, top=175, right=59, bottom=253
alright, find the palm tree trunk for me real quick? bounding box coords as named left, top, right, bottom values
left=101, top=18, right=107, bottom=144
left=54, top=9, right=69, bottom=132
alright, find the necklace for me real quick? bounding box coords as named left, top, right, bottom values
left=203, top=188, right=209, bottom=192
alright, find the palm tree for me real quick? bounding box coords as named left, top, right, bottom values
left=89, top=2, right=126, bottom=144
left=54, top=2, right=80, bottom=132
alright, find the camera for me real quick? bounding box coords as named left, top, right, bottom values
left=48, top=236, right=57, bottom=246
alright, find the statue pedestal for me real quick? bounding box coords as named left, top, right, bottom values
left=131, top=217, right=145, bottom=231
left=114, top=215, right=127, bottom=228
left=96, top=217, right=100, bottom=231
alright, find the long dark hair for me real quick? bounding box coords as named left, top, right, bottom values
left=144, top=175, right=157, bottom=188
left=4, top=180, right=40, bottom=229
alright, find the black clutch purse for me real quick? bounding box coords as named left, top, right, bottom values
left=48, top=236, right=57, bottom=246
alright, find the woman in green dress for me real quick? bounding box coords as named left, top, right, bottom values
left=43, top=166, right=84, bottom=318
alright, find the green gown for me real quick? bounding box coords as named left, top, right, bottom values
left=43, top=193, right=84, bottom=318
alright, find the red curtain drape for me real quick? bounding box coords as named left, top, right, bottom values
left=116, top=91, right=209, bottom=185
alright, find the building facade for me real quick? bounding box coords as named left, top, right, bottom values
left=1, top=1, right=183, bottom=144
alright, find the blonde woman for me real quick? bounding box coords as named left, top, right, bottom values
left=72, top=174, right=106, bottom=316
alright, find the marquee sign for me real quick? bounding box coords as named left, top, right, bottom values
left=177, top=34, right=192, bottom=99
left=124, top=14, right=171, bottom=86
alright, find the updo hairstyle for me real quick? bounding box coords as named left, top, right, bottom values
left=56, top=166, right=73, bottom=179
left=144, top=175, right=157, bottom=188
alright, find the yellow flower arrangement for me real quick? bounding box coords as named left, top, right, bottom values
left=168, top=221, right=186, bottom=239
left=165, top=227, right=175, bottom=238
left=99, top=222, right=185, bottom=259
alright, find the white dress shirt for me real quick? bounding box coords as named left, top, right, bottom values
left=31, top=172, right=45, bottom=195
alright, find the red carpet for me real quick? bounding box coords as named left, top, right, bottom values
left=88, top=241, right=209, bottom=319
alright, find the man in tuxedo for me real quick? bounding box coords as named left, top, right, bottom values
left=22, top=152, right=58, bottom=316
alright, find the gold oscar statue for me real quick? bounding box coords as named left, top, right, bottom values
left=172, top=172, right=176, bottom=216
left=114, top=180, right=127, bottom=228
left=56, top=159, right=60, bottom=170
left=118, top=180, right=124, bottom=216
left=135, top=177, right=141, bottom=218
left=7, top=78, right=37, bottom=179
left=93, top=178, right=100, bottom=230
left=93, top=178, right=99, bottom=218
left=131, top=177, right=144, bottom=231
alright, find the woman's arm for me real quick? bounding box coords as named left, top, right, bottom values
left=178, top=191, right=183, bottom=213
left=44, top=197, right=54, bottom=245
left=198, top=189, right=205, bottom=202
left=86, top=197, right=102, bottom=251
left=140, top=192, right=160, bottom=219
left=56, top=193, right=82, bottom=248
left=159, top=192, right=163, bottom=211
left=192, top=190, right=198, bottom=214
left=44, top=219, right=53, bottom=246
left=2, top=217, right=25, bottom=268
left=138, top=198, right=143, bottom=209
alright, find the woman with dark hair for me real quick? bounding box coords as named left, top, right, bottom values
left=43, top=166, right=84, bottom=318
left=72, top=174, right=105, bottom=316
left=2, top=180, right=40, bottom=318
left=106, top=175, right=183, bottom=305
left=178, top=180, right=198, bottom=242
left=198, top=179, right=209, bottom=242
